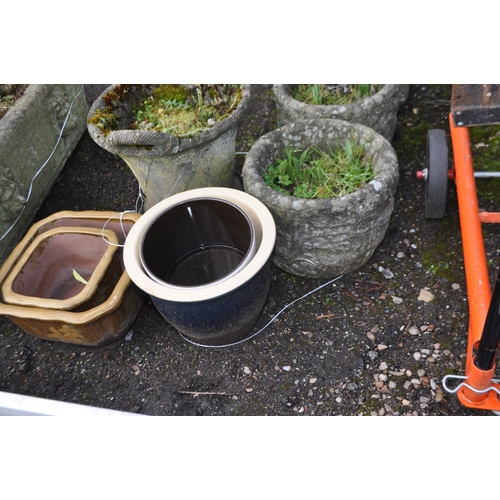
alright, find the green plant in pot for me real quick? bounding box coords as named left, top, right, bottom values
left=273, top=84, right=409, bottom=142
left=87, top=84, right=251, bottom=211
left=263, top=139, right=374, bottom=199
left=242, top=118, right=399, bottom=278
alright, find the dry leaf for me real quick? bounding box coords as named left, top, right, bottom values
left=73, top=269, right=88, bottom=285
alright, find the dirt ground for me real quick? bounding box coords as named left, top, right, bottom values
left=0, top=84, right=495, bottom=416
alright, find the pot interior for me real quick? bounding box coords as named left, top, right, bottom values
left=140, top=198, right=255, bottom=288
left=6, top=231, right=113, bottom=302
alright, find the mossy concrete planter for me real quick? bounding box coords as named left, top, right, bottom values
left=273, top=84, right=409, bottom=142
left=0, top=85, right=88, bottom=266
left=87, top=85, right=252, bottom=211
left=242, top=119, right=399, bottom=278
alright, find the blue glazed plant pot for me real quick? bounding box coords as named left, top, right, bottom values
left=123, top=187, right=276, bottom=346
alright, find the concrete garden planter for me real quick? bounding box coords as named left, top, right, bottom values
left=273, top=84, right=409, bottom=141
left=87, top=85, right=252, bottom=210
left=0, top=84, right=88, bottom=266
left=0, top=210, right=144, bottom=346
left=124, top=187, right=276, bottom=347
left=242, top=119, right=399, bottom=278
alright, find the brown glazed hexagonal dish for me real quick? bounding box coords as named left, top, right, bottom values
left=0, top=211, right=144, bottom=346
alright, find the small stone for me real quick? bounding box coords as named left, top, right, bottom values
left=379, top=362, right=388, bottom=370
left=336, top=397, right=342, bottom=403
left=397, top=252, right=405, bottom=258
left=402, top=399, right=411, bottom=406
left=371, top=326, right=380, bottom=333
left=283, top=365, right=291, bottom=371
left=430, top=379, right=437, bottom=391
left=367, top=332, right=375, bottom=341
left=452, top=283, right=460, bottom=290
left=388, top=381, right=397, bottom=389
left=417, top=369, right=426, bottom=377
left=418, top=289, right=435, bottom=302
left=411, top=378, right=421, bottom=386
left=379, top=374, right=388, bottom=382
left=243, top=366, right=252, bottom=375
left=413, top=352, right=421, bottom=361
left=420, top=396, right=431, bottom=403
left=427, top=356, right=436, bottom=363
left=309, top=378, right=317, bottom=384
left=379, top=266, right=394, bottom=279
left=408, top=326, right=420, bottom=336
left=378, top=344, right=388, bottom=351
left=421, top=376, right=430, bottom=385
left=392, top=296, right=403, bottom=305
left=245, top=387, right=254, bottom=393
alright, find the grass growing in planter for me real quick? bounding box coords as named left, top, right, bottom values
left=131, top=84, right=242, bottom=137
left=263, top=139, right=374, bottom=199
left=88, top=84, right=243, bottom=138
left=292, top=84, right=381, bottom=105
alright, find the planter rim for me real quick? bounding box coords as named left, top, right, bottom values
left=0, top=211, right=141, bottom=324
left=243, top=118, right=399, bottom=210
left=2, top=226, right=119, bottom=310
left=273, top=84, right=399, bottom=112
left=87, top=84, right=252, bottom=156
left=123, top=187, right=276, bottom=303
left=139, top=196, right=257, bottom=289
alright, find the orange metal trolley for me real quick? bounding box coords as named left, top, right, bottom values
left=417, top=84, right=500, bottom=412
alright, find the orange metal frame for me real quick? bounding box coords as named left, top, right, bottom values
left=448, top=113, right=500, bottom=411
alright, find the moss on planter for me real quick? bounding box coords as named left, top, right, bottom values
left=88, top=84, right=243, bottom=139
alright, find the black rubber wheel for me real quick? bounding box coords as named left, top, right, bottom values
left=424, top=129, right=449, bottom=219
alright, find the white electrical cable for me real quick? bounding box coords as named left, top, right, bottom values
left=0, top=84, right=85, bottom=243
left=177, top=274, right=344, bottom=348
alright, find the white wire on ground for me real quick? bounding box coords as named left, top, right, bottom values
left=0, top=84, right=85, bottom=243
left=177, top=274, right=344, bottom=348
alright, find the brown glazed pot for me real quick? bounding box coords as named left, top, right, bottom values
left=0, top=211, right=144, bottom=346
left=2, top=226, right=119, bottom=310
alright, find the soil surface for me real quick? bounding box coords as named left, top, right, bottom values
left=0, top=84, right=496, bottom=416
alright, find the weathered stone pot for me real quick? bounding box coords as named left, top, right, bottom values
left=242, top=119, right=399, bottom=278
left=273, top=84, right=409, bottom=142
left=87, top=85, right=252, bottom=211
left=124, top=187, right=276, bottom=347
left=0, top=85, right=88, bottom=266
left=0, top=211, right=144, bottom=346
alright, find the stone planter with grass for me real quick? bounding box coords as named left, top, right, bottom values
left=273, top=84, right=409, bottom=142
left=242, top=118, right=399, bottom=278
left=87, top=84, right=251, bottom=210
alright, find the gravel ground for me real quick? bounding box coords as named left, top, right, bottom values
left=0, top=84, right=496, bottom=416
